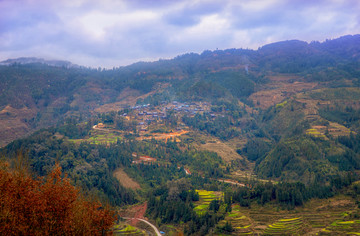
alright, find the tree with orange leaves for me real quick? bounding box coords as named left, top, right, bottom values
left=0, top=161, right=116, bottom=235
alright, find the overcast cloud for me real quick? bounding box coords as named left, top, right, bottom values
left=0, top=0, right=359, bottom=68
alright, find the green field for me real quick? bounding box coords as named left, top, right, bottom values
left=113, top=224, right=145, bottom=235
left=306, top=128, right=327, bottom=139
left=69, top=130, right=122, bottom=145
left=212, top=194, right=360, bottom=235
left=218, top=204, right=253, bottom=235
left=193, top=190, right=222, bottom=215
left=319, top=219, right=360, bottom=235
left=263, top=217, right=304, bottom=235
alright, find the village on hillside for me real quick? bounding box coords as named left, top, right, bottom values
left=127, top=101, right=211, bottom=131
left=95, top=101, right=226, bottom=135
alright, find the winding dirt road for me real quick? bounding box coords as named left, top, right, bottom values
left=123, top=217, right=161, bottom=236
left=137, top=218, right=161, bottom=236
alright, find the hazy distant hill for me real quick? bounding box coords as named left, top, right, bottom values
left=0, top=57, right=80, bottom=68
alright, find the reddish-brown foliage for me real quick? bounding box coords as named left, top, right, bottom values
left=0, top=162, right=116, bottom=235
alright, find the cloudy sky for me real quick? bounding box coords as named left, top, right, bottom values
left=0, top=0, right=359, bottom=68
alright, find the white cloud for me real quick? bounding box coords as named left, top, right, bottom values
left=0, top=0, right=359, bottom=68
left=74, top=10, right=158, bottom=40
left=232, top=0, right=282, bottom=11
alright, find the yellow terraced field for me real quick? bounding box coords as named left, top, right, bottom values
left=194, top=190, right=222, bottom=215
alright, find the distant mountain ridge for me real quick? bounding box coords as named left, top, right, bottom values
left=0, top=34, right=359, bottom=148
left=0, top=57, right=80, bottom=68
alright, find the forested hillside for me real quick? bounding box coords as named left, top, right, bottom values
left=1, top=35, right=359, bottom=147
left=1, top=34, right=360, bottom=235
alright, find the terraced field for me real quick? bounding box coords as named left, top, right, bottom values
left=193, top=190, right=222, bottom=215
left=319, top=219, right=360, bottom=235
left=306, top=128, right=327, bottom=139
left=263, top=217, right=305, bottom=235
left=306, top=121, right=353, bottom=140
left=219, top=204, right=253, bottom=235
left=212, top=194, right=359, bottom=235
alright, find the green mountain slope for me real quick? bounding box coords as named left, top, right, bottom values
left=2, top=39, right=360, bottom=235
left=1, top=34, right=360, bottom=185
left=252, top=88, right=360, bottom=183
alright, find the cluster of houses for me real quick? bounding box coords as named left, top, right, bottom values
left=122, top=101, right=213, bottom=132
left=167, top=101, right=208, bottom=114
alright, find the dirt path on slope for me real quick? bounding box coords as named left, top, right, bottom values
left=113, top=168, right=141, bottom=190
left=119, top=202, right=148, bottom=226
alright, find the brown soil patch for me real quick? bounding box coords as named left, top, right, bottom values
left=119, top=202, right=148, bottom=226
left=117, top=87, right=142, bottom=101
left=94, top=87, right=141, bottom=113
left=312, top=126, right=327, bottom=129
left=254, top=225, right=267, bottom=230
left=95, top=83, right=169, bottom=113
left=328, top=122, right=353, bottom=137
left=138, top=155, right=157, bottom=162
left=132, top=153, right=157, bottom=164
left=198, top=141, right=245, bottom=163
left=113, top=168, right=141, bottom=190
left=0, top=105, right=36, bottom=147
left=250, top=90, right=287, bottom=109
left=295, top=98, right=320, bottom=116
left=267, top=74, right=300, bottom=82
left=329, top=199, right=353, bottom=207
left=137, top=130, right=188, bottom=142
left=315, top=198, right=354, bottom=211
left=250, top=74, right=318, bottom=109
left=210, top=64, right=249, bottom=73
